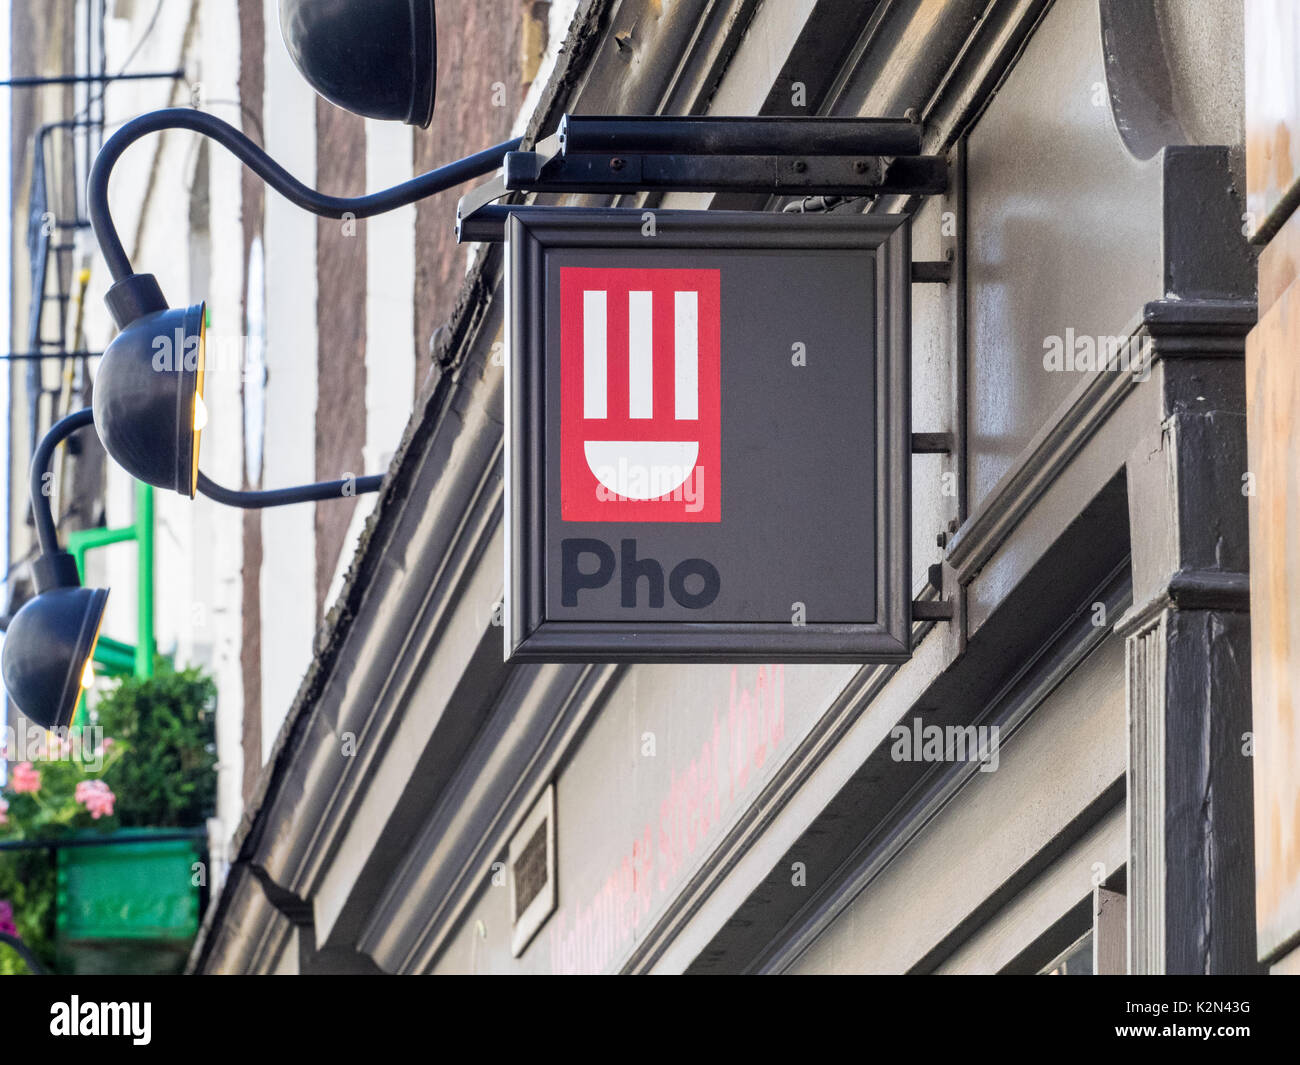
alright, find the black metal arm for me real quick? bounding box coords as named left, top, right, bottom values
left=89, top=107, right=522, bottom=281
left=30, top=407, right=96, bottom=557
left=32, top=409, right=380, bottom=555
left=455, top=112, right=948, bottom=242
left=196, top=471, right=384, bottom=509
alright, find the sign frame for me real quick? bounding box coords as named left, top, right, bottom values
left=504, top=207, right=911, bottom=663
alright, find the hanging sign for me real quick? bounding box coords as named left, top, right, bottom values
left=504, top=208, right=911, bottom=662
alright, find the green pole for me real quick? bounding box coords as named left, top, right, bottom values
left=136, top=481, right=154, bottom=678
left=62, top=481, right=157, bottom=682
left=67, top=525, right=136, bottom=580
left=61, top=482, right=157, bottom=733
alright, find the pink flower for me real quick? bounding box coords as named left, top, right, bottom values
left=0, top=900, right=16, bottom=938
left=0, top=797, right=7, bottom=826
left=11, top=762, right=40, bottom=793
left=75, top=779, right=115, bottom=820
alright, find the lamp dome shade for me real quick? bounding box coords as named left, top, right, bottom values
left=1, top=586, right=108, bottom=730
left=93, top=302, right=206, bottom=498
left=279, top=0, right=436, bottom=127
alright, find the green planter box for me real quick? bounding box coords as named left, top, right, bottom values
left=55, top=829, right=202, bottom=975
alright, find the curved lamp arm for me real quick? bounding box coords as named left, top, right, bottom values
left=0, top=931, right=47, bottom=975
left=89, top=107, right=523, bottom=281
left=30, top=407, right=96, bottom=557
left=196, top=471, right=384, bottom=509
left=31, top=410, right=381, bottom=549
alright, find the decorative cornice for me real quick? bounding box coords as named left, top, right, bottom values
left=1143, top=298, right=1257, bottom=354
left=1115, top=568, right=1251, bottom=639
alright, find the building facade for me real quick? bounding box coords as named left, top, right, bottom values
left=5, top=0, right=558, bottom=902
left=187, top=0, right=1288, bottom=975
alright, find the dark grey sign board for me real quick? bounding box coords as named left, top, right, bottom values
left=504, top=207, right=910, bottom=662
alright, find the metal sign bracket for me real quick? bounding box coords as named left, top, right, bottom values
left=457, top=114, right=948, bottom=243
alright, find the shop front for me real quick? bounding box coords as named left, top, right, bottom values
left=191, top=0, right=1257, bottom=976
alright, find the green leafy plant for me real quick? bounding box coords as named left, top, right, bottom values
left=94, top=664, right=218, bottom=828
left=0, top=663, right=217, bottom=973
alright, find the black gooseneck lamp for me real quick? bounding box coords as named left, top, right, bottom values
left=87, top=107, right=521, bottom=500
left=4, top=2, right=466, bottom=722
left=2, top=409, right=109, bottom=730
left=2, top=409, right=386, bottom=728
left=279, top=0, right=437, bottom=127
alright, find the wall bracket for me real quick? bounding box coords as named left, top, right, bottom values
left=457, top=114, right=948, bottom=243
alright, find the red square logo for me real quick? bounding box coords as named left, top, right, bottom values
left=560, top=266, right=721, bottom=522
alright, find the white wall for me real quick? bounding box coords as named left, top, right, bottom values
left=196, top=0, right=248, bottom=885
left=78, top=0, right=247, bottom=874
left=322, top=121, right=414, bottom=608
left=258, top=0, right=318, bottom=759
